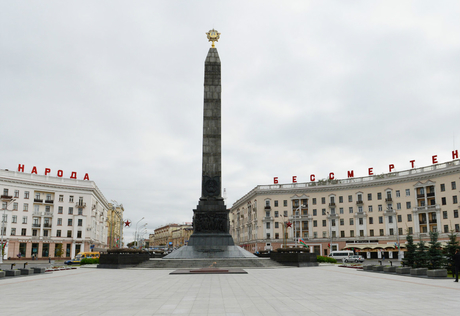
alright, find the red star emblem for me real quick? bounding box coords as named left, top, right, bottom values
left=124, top=220, right=131, bottom=227
left=286, top=222, right=292, bottom=228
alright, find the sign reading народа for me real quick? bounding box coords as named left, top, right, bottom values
left=17, top=164, right=90, bottom=180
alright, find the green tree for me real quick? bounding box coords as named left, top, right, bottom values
left=414, top=239, right=429, bottom=268
left=444, top=230, right=459, bottom=274
left=427, top=231, right=443, bottom=269
left=403, top=232, right=416, bottom=268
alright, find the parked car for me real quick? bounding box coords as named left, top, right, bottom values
left=343, top=255, right=364, bottom=263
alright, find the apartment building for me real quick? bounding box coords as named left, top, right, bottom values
left=1, top=169, right=109, bottom=260
left=230, top=159, right=460, bottom=257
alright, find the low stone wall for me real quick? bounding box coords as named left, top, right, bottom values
left=410, top=268, right=428, bottom=276
left=98, top=252, right=150, bottom=269
left=396, top=267, right=411, bottom=274
left=270, top=252, right=318, bottom=267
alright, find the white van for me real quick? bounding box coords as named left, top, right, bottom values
left=328, top=250, right=354, bottom=261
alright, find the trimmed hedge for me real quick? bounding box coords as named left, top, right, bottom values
left=80, top=258, right=99, bottom=265
left=316, top=255, right=337, bottom=264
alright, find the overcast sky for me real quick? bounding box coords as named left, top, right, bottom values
left=1, top=1, right=459, bottom=243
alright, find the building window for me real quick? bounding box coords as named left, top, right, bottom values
left=266, top=222, right=270, bottom=229
left=339, top=207, right=344, bottom=214
left=56, top=230, right=61, bottom=237
left=68, top=207, right=73, bottom=215
left=67, top=230, right=72, bottom=238
left=379, top=229, right=384, bottom=236
left=349, top=218, right=354, bottom=225
left=395, top=190, right=400, bottom=198
left=340, top=231, right=345, bottom=237
left=14, top=190, right=19, bottom=198
left=440, top=184, right=445, bottom=192
left=283, top=210, right=288, bottom=217
left=59, top=195, right=64, bottom=202
left=58, top=206, right=63, bottom=214
left=368, top=205, right=373, bottom=212
left=370, top=229, right=374, bottom=236
left=322, top=209, right=326, bottom=215
left=379, top=216, right=383, bottom=224
left=68, top=219, right=73, bottom=226
left=332, top=219, right=336, bottom=227
left=313, top=232, right=318, bottom=238
left=275, top=222, right=279, bottom=228
left=11, top=228, right=16, bottom=235
left=349, top=207, right=353, bottom=214
left=283, top=200, right=287, bottom=207
left=322, top=220, right=326, bottom=227
left=275, top=233, right=279, bottom=239
left=348, top=195, right=352, bottom=202
left=24, top=191, right=29, bottom=199
left=453, top=196, right=458, bottom=204
left=359, top=218, right=363, bottom=225
left=43, top=230, right=49, bottom=237
left=12, top=215, right=17, bottom=223
left=443, top=211, right=448, bottom=219
left=358, top=206, right=363, bottom=213
left=407, top=214, right=412, bottom=221
left=266, top=233, right=270, bottom=239
left=312, top=198, right=316, bottom=205
left=57, top=218, right=62, bottom=226
left=397, top=203, right=401, bottom=210
left=377, top=192, right=382, bottom=200
left=313, top=220, right=317, bottom=227
left=22, top=216, right=27, bottom=224
left=339, top=196, right=343, bottom=203
left=388, top=216, right=393, bottom=224
left=340, top=219, right=344, bottom=226
left=408, top=227, right=413, bottom=234
left=274, top=211, right=279, bottom=218
left=378, top=205, right=383, bottom=212
left=13, top=202, right=18, bottom=210
left=398, top=215, right=402, bottom=222
left=405, top=189, right=410, bottom=196
left=21, top=228, right=27, bottom=236
left=367, top=193, right=372, bottom=201
left=350, top=230, right=354, bottom=237
left=444, top=225, right=449, bottom=233
left=69, top=196, right=74, bottom=202
left=359, top=230, right=364, bottom=237
left=369, top=217, right=373, bottom=224
left=274, top=200, right=278, bottom=207
left=77, top=231, right=82, bottom=238
left=452, top=181, right=457, bottom=190
left=406, top=202, right=411, bottom=209
left=24, top=203, right=28, bottom=211
left=455, top=224, right=460, bottom=232
left=322, top=231, right=327, bottom=238
left=35, top=192, right=40, bottom=200
left=454, top=210, right=458, bottom=218
left=313, top=209, right=317, bottom=216
left=389, top=228, right=394, bottom=235
left=321, top=197, right=326, bottom=204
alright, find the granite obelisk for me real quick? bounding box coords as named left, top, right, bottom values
left=164, top=30, right=255, bottom=259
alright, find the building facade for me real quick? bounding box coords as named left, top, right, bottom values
left=230, top=159, right=460, bottom=257
left=107, top=203, right=124, bottom=249
left=1, top=169, right=109, bottom=260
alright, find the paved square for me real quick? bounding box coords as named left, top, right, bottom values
left=1, top=265, right=459, bottom=315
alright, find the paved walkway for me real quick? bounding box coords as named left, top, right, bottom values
left=1, top=265, right=459, bottom=315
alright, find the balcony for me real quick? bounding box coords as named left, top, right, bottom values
left=1, top=195, right=13, bottom=199
left=427, top=192, right=435, bottom=197
left=264, top=206, right=271, bottom=210
left=329, top=202, right=336, bottom=207
left=76, top=202, right=86, bottom=208
left=263, top=216, right=274, bottom=221
left=34, top=198, right=43, bottom=203
left=33, top=211, right=42, bottom=216
left=45, top=199, right=54, bottom=204
left=356, top=200, right=364, bottom=205
left=32, top=223, right=41, bottom=228
left=420, top=220, right=427, bottom=225
left=44, top=223, right=52, bottom=228
left=385, top=198, right=392, bottom=202
left=44, top=212, right=53, bottom=217
left=429, top=219, right=437, bottom=224
left=417, top=194, right=425, bottom=198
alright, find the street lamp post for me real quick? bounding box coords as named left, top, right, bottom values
left=1, top=197, right=15, bottom=264
left=134, top=217, right=144, bottom=248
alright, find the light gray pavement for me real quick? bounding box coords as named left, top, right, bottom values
left=1, top=264, right=459, bottom=316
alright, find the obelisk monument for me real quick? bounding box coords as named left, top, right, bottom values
left=165, top=30, right=255, bottom=259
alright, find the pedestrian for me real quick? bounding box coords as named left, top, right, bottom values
left=453, top=248, right=460, bottom=282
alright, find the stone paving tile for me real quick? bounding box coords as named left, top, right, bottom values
left=1, top=265, right=460, bottom=315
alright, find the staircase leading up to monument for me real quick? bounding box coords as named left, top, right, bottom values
left=136, top=258, right=285, bottom=269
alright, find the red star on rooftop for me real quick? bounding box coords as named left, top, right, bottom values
left=124, top=220, right=131, bottom=227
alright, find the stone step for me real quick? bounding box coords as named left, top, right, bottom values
left=136, top=258, right=285, bottom=269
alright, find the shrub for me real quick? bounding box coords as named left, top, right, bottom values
left=80, top=258, right=99, bottom=265
left=316, top=255, right=337, bottom=264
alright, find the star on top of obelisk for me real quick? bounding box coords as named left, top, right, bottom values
left=206, top=29, right=220, bottom=48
